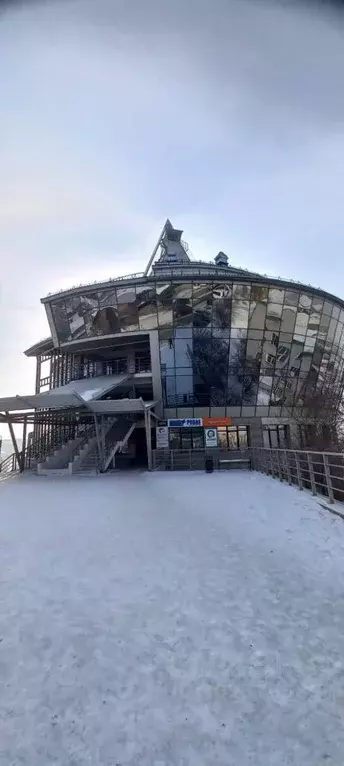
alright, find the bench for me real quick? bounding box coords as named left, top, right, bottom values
left=218, top=458, right=251, bottom=470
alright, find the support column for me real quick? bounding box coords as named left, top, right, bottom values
left=21, top=415, right=28, bottom=472
left=145, top=409, right=153, bottom=470
left=94, top=414, right=102, bottom=469
left=101, top=415, right=106, bottom=472
left=149, top=331, right=163, bottom=418
left=6, top=413, right=21, bottom=468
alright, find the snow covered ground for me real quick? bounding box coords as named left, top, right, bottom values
left=1, top=471, right=344, bottom=765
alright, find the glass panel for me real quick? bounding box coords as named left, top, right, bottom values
left=271, top=376, right=286, bottom=404
left=193, top=283, right=213, bottom=328
left=116, top=286, right=139, bottom=332
left=192, top=429, right=204, bottom=449
left=248, top=285, right=268, bottom=330
left=284, top=290, right=299, bottom=307
left=162, top=374, right=176, bottom=407
left=212, top=282, right=232, bottom=328
left=294, top=310, right=309, bottom=336
left=299, top=293, right=312, bottom=311
left=238, top=427, right=248, bottom=449
left=173, top=283, right=193, bottom=327
left=65, top=294, right=97, bottom=340
left=262, top=336, right=277, bottom=374
left=289, top=338, right=305, bottom=374
left=159, top=330, right=175, bottom=371
left=51, top=301, right=71, bottom=342
left=156, top=283, right=173, bottom=327
left=227, top=428, right=238, bottom=450
left=323, top=300, right=333, bottom=316
left=280, top=306, right=296, bottom=334
left=181, top=429, right=192, bottom=449
left=263, top=428, right=270, bottom=448
left=232, top=284, right=250, bottom=328
left=312, top=295, right=323, bottom=314
left=319, top=313, right=330, bottom=335
left=169, top=429, right=180, bottom=450
left=269, top=288, right=285, bottom=304
left=175, top=373, right=194, bottom=406
left=174, top=337, right=193, bottom=368
left=257, top=375, right=273, bottom=405
left=98, top=289, right=117, bottom=309
left=242, top=373, right=259, bottom=405
left=136, top=283, right=157, bottom=330
left=266, top=303, right=282, bottom=332
left=269, top=427, right=279, bottom=449
left=275, top=342, right=290, bottom=370
left=88, top=305, right=120, bottom=335
left=190, top=331, right=228, bottom=406
left=218, top=428, right=228, bottom=449
left=246, top=339, right=262, bottom=377
left=327, top=317, right=338, bottom=345
left=227, top=374, right=243, bottom=405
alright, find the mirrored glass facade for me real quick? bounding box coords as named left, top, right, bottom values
left=47, top=279, right=344, bottom=416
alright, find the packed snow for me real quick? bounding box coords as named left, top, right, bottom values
left=1, top=471, right=344, bottom=765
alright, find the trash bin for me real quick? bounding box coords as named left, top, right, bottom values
left=205, top=456, right=214, bottom=473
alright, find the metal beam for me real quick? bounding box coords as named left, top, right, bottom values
left=143, top=220, right=168, bottom=277
left=21, top=415, right=28, bottom=472
left=6, top=412, right=21, bottom=467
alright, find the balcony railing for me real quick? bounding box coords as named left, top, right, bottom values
left=135, top=357, right=151, bottom=373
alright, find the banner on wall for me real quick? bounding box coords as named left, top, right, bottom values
left=156, top=425, right=169, bottom=448
left=204, top=427, right=218, bottom=448
left=203, top=417, right=232, bottom=427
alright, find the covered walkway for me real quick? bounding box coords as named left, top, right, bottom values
left=1, top=471, right=344, bottom=764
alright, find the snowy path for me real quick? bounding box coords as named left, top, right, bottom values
left=1, top=472, right=344, bottom=765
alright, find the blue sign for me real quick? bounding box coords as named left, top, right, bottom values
left=168, top=418, right=203, bottom=428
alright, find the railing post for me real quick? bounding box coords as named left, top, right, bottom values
left=323, top=453, right=334, bottom=504
left=276, top=450, right=283, bottom=482
left=171, top=450, right=174, bottom=471
left=294, top=451, right=303, bottom=490
left=189, top=450, right=192, bottom=470
left=307, top=453, right=317, bottom=496
left=270, top=450, right=274, bottom=478
left=285, top=450, right=292, bottom=485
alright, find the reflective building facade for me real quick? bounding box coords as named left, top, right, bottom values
left=27, top=220, right=344, bottom=449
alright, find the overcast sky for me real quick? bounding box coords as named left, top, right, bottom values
left=1, top=0, right=344, bottom=428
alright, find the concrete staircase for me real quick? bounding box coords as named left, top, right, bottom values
left=37, top=432, right=93, bottom=476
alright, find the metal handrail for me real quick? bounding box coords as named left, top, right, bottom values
left=251, top=446, right=344, bottom=505
left=0, top=452, right=20, bottom=476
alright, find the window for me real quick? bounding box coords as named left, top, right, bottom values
left=263, top=425, right=289, bottom=449
left=169, top=428, right=204, bottom=450
left=218, top=425, right=249, bottom=450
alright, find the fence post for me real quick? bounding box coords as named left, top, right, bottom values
left=294, top=451, right=303, bottom=490
left=307, top=453, right=317, bottom=496
left=323, top=453, right=334, bottom=504
left=285, top=450, right=292, bottom=485
left=171, top=450, right=174, bottom=471
left=270, top=450, right=275, bottom=478
left=189, top=450, right=192, bottom=470
left=276, top=450, right=283, bottom=482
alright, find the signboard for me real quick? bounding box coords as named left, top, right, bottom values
left=156, top=425, right=169, bottom=448
left=203, top=417, right=232, bottom=427
left=205, top=427, right=218, bottom=448
left=168, top=418, right=203, bottom=428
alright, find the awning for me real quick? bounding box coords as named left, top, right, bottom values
left=85, top=398, right=157, bottom=414
left=0, top=374, right=131, bottom=413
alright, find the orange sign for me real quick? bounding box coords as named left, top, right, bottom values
left=203, top=417, right=232, bottom=427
